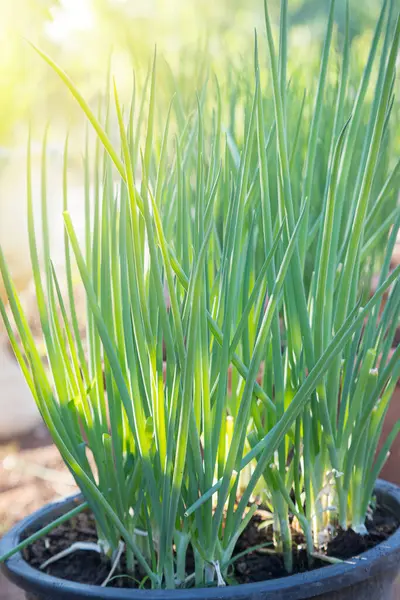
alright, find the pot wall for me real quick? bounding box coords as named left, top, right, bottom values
left=15, top=568, right=400, bottom=600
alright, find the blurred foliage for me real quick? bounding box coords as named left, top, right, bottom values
left=0, top=0, right=392, bottom=146
left=290, top=0, right=384, bottom=38
left=0, top=0, right=59, bottom=142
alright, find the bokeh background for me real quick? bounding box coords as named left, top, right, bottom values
left=0, top=1, right=399, bottom=597
left=0, top=0, right=389, bottom=138
left=1, top=0, right=394, bottom=316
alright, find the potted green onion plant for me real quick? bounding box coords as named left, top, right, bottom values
left=1, top=0, right=400, bottom=598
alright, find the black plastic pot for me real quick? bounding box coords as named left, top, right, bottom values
left=1, top=480, right=400, bottom=600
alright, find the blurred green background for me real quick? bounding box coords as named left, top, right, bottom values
left=0, top=0, right=389, bottom=144
left=0, top=0, right=395, bottom=301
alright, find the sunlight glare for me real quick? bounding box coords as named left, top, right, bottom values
left=46, top=0, right=94, bottom=42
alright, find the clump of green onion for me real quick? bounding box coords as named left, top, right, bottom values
left=0, top=0, right=399, bottom=588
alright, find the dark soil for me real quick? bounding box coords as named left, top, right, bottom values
left=326, top=509, right=398, bottom=560
left=232, top=507, right=398, bottom=584
left=23, top=504, right=398, bottom=589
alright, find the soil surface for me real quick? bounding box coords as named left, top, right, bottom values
left=22, top=504, right=398, bottom=589
left=233, top=508, right=398, bottom=585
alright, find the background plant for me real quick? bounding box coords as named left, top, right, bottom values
left=0, top=0, right=399, bottom=589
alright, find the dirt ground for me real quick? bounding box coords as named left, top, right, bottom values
left=0, top=423, right=78, bottom=599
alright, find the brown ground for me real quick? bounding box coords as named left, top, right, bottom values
left=0, top=425, right=78, bottom=538
left=0, top=423, right=78, bottom=600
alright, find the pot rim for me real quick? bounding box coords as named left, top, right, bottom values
left=1, top=479, right=400, bottom=600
